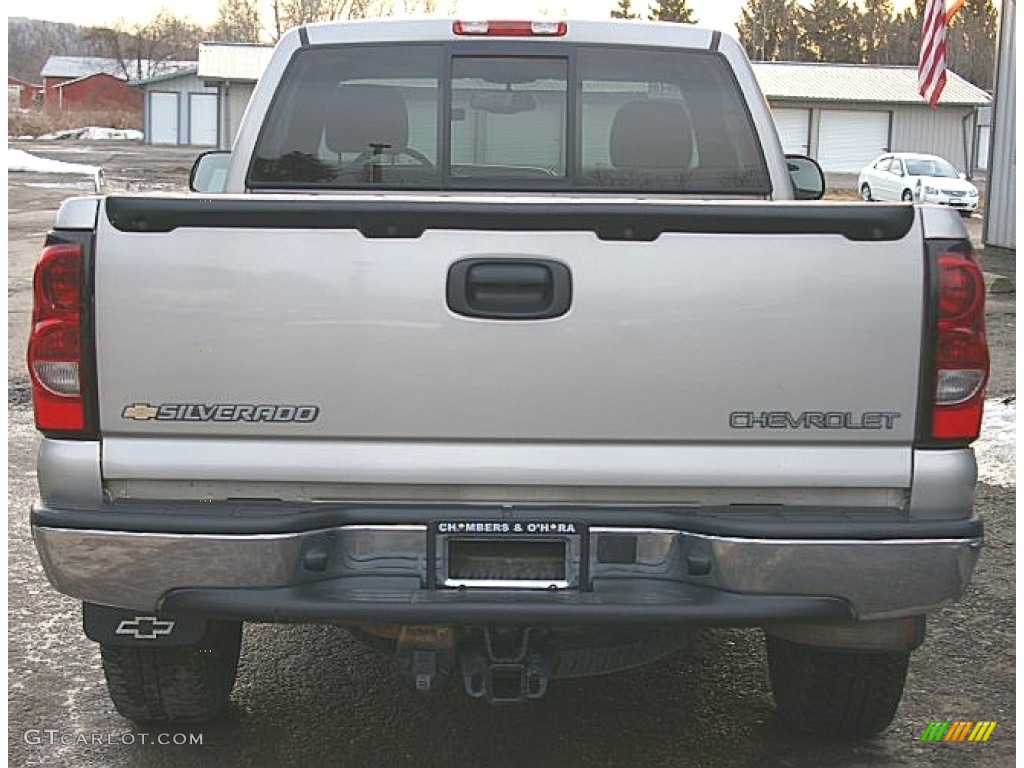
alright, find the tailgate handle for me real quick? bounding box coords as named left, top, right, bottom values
left=447, top=259, right=572, bottom=320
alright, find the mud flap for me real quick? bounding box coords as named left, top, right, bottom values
left=82, top=602, right=208, bottom=647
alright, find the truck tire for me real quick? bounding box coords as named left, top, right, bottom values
left=767, top=635, right=909, bottom=736
left=100, top=621, right=242, bottom=723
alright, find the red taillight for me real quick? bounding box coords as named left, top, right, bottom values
left=28, top=242, right=85, bottom=432
left=453, top=20, right=567, bottom=36
left=930, top=246, right=988, bottom=441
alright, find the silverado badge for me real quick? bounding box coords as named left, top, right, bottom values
left=121, top=402, right=320, bottom=423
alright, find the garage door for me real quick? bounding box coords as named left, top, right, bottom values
left=149, top=92, right=179, bottom=145
left=817, top=110, right=889, bottom=172
left=771, top=108, right=811, bottom=155
left=189, top=93, right=218, bottom=147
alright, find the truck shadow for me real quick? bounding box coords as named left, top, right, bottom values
left=120, top=623, right=905, bottom=768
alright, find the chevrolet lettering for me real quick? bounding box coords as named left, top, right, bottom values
left=28, top=17, right=987, bottom=737
left=728, top=410, right=902, bottom=430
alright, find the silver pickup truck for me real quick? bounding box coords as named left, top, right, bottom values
left=29, top=19, right=988, bottom=735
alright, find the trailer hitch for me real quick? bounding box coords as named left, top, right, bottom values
left=459, top=628, right=552, bottom=703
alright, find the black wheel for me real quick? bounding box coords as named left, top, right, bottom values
left=767, top=635, right=909, bottom=736
left=859, top=183, right=873, bottom=202
left=100, top=620, right=242, bottom=723
left=901, top=189, right=914, bottom=202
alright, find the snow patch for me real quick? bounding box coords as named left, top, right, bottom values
left=36, top=127, right=143, bottom=141
left=7, top=149, right=99, bottom=176
left=975, top=398, right=1015, bottom=487
left=19, top=181, right=98, bottom=190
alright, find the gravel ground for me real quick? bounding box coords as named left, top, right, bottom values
left=8, top=141, right=1015, bottom=767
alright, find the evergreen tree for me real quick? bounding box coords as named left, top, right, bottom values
left=946, top=0, right=998, bottom=88
left=648, top=0, right=698, bottom=23
left=797, top=0, right=862, bottom=63
left=736, top=0, right=802, bottom=60
left=611, top=0, right=641, bottom=19
left=883, top=0, right=924, bottom=66
left=860, top=0, right=895, bottom=64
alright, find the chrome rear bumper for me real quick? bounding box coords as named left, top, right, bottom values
left=33, top=520, right=981, bottom=622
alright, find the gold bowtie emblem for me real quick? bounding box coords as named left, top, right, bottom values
left=121, top=403, right=158, bottom=420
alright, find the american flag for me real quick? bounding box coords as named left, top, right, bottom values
left=918, top=0, right=948, bottom=107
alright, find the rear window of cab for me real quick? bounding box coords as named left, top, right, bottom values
left=249, top=43, right=771, bottom=195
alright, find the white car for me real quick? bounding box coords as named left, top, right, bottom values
left=858, top=152, right=979, bottom=215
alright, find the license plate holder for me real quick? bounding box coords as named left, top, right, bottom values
left=434, top=521, right=583, bottom=589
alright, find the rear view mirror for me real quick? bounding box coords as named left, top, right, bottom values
left=190, top=150, right=231, bottom=194
left=785, top=155, right=825, bottom=200
left=470, top=90, right=537, bottom=115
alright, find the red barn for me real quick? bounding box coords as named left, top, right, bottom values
left=41, top=56, right=139, bottom=114
left=50, top=72, right=143, bottom=113
left=8, top=76, right=43, bottom=109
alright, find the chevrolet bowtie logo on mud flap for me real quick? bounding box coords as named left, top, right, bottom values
left=115, top=617, right=175, bottom=640
left=120, top=402, right=320, bottom=423
left=121, top=403, right=159, bottom=420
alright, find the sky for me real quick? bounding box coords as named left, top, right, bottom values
left=7, top=0, right=752, bottom=38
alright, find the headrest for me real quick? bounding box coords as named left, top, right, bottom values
left=609, top=100, right=693, bottom=171
left=325, top=84, right=409, bottom=155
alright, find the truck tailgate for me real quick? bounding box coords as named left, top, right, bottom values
left=94, top=196, right=923, bottom=497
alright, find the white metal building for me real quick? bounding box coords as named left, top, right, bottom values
left=197, top=43, right=275, bottom=150
left=983, top=0, right=1014, bottom=250
left=133, top=67, right=219, bottom=146
left=755, top=63, right=991, bottom=174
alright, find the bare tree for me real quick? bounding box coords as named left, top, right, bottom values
left=264, top=0, right=444, bottom=40
left=279, top=0, right=362, bottom=30
left=396, top=0, right=439, bottom=12
left=210, top=0, right=263, bottom=43
left=272, top=0, right=396, bottom=38
left=88, top=11, right=203, bottom=80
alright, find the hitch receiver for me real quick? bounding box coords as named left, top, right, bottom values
left=460, top=628, right=552, bottom=703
